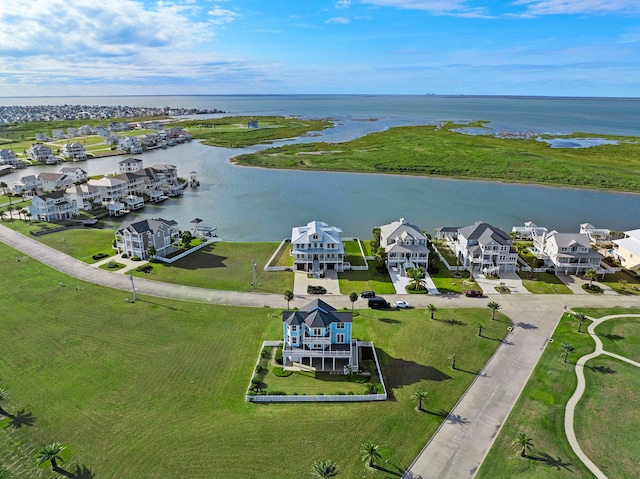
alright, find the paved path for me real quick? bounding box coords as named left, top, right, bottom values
left=564, top=313, right=640, bottom=479
left=2, top=223, right=639, bottom=479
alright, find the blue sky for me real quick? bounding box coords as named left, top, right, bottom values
left=1, top=0, right=639, bottom=97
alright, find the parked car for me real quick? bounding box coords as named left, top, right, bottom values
left=360, top=290, right=375, bottom=298
left=464, top=290, right=483, bottom=297
left=394, top=300, right=411, bottom=309
left=368, top=296, right=390, bottom=309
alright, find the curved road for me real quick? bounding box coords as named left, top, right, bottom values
left=1, top=224, right=637, bottom=479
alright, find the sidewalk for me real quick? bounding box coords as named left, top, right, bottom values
left=91, top=253, right=149, bottom=274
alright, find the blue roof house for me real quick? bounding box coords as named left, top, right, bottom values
left=282, top=299, right=357, bottom=372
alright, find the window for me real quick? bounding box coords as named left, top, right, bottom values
left=336, top=334, right=345, bottom=343
left=336, top=322, right=345, bottom=329
left=291, top=325, right=297, bottom=332
left=313, top=328, right=322, bottom=336
left=292, top=337, right=298, bottom=345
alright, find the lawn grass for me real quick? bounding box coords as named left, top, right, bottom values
left=269, top=241, right=293, bottom=267
left=232, top=122, right=640, bottom=193
left=428, top=254, right=478, bottom=294
left=338, top=261, right=395, bottom=294
left=35, top=228, right=117, bottom=263
left=477, top=308, right=640, bottom=479
left=343, top=238, right=366, bottom=266
left=596, top=269, right=640, bottom=295
left=594, top=316, right=640, bottom=362
left=0, top=241, right=510, bottom=479
left=517, top=272, right=573, bottom=294
left=133, top=241, right=294, bottom=293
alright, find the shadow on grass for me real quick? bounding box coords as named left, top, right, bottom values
left=377, top=349, right=452, bottom=390
left=8, top=409, right=36, bottom=428
left=437, top=318, right=466, bottom=327
left=165, top=245, right=228, bottom=270
left=136, top=298, right=183, bottom=312
left=590, top=364, right=616, bottom=374
left=369, top=464, right=403, bottom=477
left=378, top=317, right=401, bottom=324
left=54, top=464, right=95, bottom=479
left=528, top=452, right=573, bottom=471
left=603, top=333, right=625, bottom=341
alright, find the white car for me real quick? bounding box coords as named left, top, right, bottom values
left=394, top=301, right=411, bottom=309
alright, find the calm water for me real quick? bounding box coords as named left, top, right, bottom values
left=2, top=95, right=639, bottom=240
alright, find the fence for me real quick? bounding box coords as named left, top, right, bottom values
left=264, top=238, right=291, bottom=271
left=432, top=244, right=464, bottom=272
left=150, top=238, right=216, bottom=264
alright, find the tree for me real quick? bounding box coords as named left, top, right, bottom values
left=574, top=312, right=588, bottom=333
left=371, top=227, right=381, bottom=250
left=349, top=292, right=358, bottom=312
left=477, top=323, right=484, bottom=337
left=360, top=441, right=381, bottom=468
left=7, top=205, right=14, bottom=220
left=406, top=267, right=427, bottom=292
left=146, top=245, right=156, bottom=258
left=584, top=269, right=597, bottom=289
left=36, top=442, right=66, bottom=472
left=427, top=303, right=437, bottom=320
left=0, top=208, right=5, bottom=221
left=487, top=301, right=501, bottom=320
left=0, top=181, right=7, bottom=196
left=412, top=390, right=428, bottom=411
left=311, top=459, right=339, bottom=478
left=561, top=342, right=575, bottom=363
left=512, top=432, right=534, bottom=458
left=375, top=247, right=387, bottom=272
left=180, top=230, right=193, bottom=248
left=0, top=388, right=10, bottom=416
left=26, top=211, right=32, bottom=225
left=284, top=289, right=294, bottom=309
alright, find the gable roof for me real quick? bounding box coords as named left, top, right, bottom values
left=282, top=299, right=352, bottom=327
left=117, top=217, right=178, bottom=235
left=380, top=218, right=426, bottom=244
left=291, top=220, right=342, bottom=245
left=458, top=222, right=511, bottom=245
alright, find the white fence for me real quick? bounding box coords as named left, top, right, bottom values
left=246, top=340, right=387, bottom=403
left=264, top=238, right=291, bottom=271
left=432, top=244, right=465, bottom=272
left=150, top=238, right=216, bottom=264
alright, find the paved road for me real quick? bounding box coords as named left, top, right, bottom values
left=1, top=224, right=637, bottom=479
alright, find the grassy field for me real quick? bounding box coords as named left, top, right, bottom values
left=596, top=269, right=640, bottom=295
left=232, top=122, right=640, bottom=193
left=133, top=241, right=294, bottom=293
left=517, top=272, right=573, bottom=294
left=0, top=241, right=510, bottom=479
left=476, top=308, right=640, bottom=479
left=343, top=238, right=366, bottom=266
left=429, top=253, right=479, bottom=294
left=594, top=316, right=640, bottom=362
left=338, top=261, right=396, bottom=294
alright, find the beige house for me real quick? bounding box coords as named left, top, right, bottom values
left=613, top=229, right=640, bottom=272
left=379, top=217, right=429, bottom=274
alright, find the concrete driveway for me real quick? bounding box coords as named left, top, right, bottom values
left=473, top=270, right=530, bottom=295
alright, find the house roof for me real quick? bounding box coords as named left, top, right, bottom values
left=549, top=232, right=590, bottom=249
left=380, top=218, right=427, bottom=246
left=291, top=220, right=342, bottom=246
left=613, top=237, right=640, bottom=257
left=118, top=157, right=143, bottom=164
left=458, top=222, right=511, bottom=245
left=60, top=167, right=87, bottom=174
left=117, top=217, right=178, bottom=235
left=37, top=190, right=66, bottom=200
left=282, top=299, right=352, bottom=327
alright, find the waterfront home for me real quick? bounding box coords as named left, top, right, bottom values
left=291, top=220, right=345, bottom=274
left=532, top=230, right=603, bottom=274
left=29, top=191, right=79, bottom=222
left=123, top=194, right=145, bottom=210
left=52, top=129, right=64, bottom=139
left=119, top=157, right=143, bottom=174
left=139, top=133, right=158, bottom=147
left=454, top=222, right=518, bottom=274
left=612, top=229, right=640, bottom=272
left=96, top=126, right=111, bottom=138
left=66, top=127, right=77, bottom=137
left=61, top=142, right=88, bottom=161
left=38, top=172, right=74, bottom=192
left=78, top=125, right=93, bottom=136
left=114, top=217, right=180, bottom=259
left=35, top=133, right=49, bottom=141
left=0, top=149, right=19, bottom=166
left=106, top=200, right=129, bottom=217
left=282, top=299, right=356, bottom=372
left=434, top=226, right=461, bottom=241
left=13, top=174, right=42, bottom=196
left=579, top=223, right=613, bottom=245
left=118, top=136, right=143, bottom=154
left=66, top=184, right=102, bottom=211
left=27, top=143, right=54, bottom=163
left=150, top=164, right=179, bottom=184
left=87, top=176, right=127, bottom=202
left=511, top=221, right=548, bottom=240
left=60, top=166, right=88, bottom=184
left=379, top=217, right=429, bottom=274
left=115, top=172, right=147, bottom=196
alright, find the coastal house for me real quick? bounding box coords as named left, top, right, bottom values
left=118, top=136, right=143, bottom=154
left=115, top=172, right=147, bottom=195
left=35, top=133, right=49, bottom=141
left=60, top=166, right=88, bottom=184
left=532, top=230, right=603, bottom=274
left=66, top=127, right=77, bottom=137
left=139, top=133, right=158, bottom=147
left=51, top=129, right=64, bottom=139
left=13, top=174, right=42, bottom=196
left=66, top=184, right=102, bottom=211
left=282, top=299, right=357, bottom=372
left=434, top=226, right=461, bottom=241
left=123, top=194, right=145, bottom=210
left=150, top=164, right=179, bottom=184
left=96, top=126, right=111, bottom=138
left=612, top=229, right=640, bottom=272
left=290, top=220, right=345, bottom=274
left=0, top=149, right=19, bottom=166
left=379, top=218, right=429, bottom=273
left=87, top=176, right=127, bottom=202
left=38, top=172, right=74, bottom=192
left=511, top=221, right=548, bottom=240
left=61, top=142, right=88, bottom=161
left=27, top=143, right=54, bottom=163
left=29, top=191, right=79, bottom=222
left=579, top=223, right=613, bottom=245
left=114, top=217, right=180, bottom=259
left=78, top=125, right=93, bottom=136
left=454, top=222, right=518, bottom=274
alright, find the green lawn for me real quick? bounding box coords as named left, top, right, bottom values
left=269, top=241, right=293, bottom=267
left=133, top=241, right=294, bottom=293
left=596, top=269, right=640, bottom=295
left=343, top=239, right=366, bottom=266
left=517, top=272, right=573, bottom=294
left=477, top=308, right=640, bottom=479
left=429, top=253, right=478, bottom=294
left=338, top=261, right=395, bottom=294
left=35, top=228, right=117, bottom=263
left=0, top=241, right=510, bottom=479
left=594, top=317, right=640, bottom=362
left=232, top=122, right=640, bottom=193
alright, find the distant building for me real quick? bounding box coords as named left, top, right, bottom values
left=27, top=143, right=54, bottom=163
left=0, top=149, right=19, bottom=166
left=511, top=221, right=548, bottom=240
left=612, top=229, right=640, bottom=272
left=379, top=217, right=429, bottom=274
left=454, top=221, right=518, bottom=274
left=61, top=142, right=88, bottom=161
left=291, top=220, right=345, bottom=274
left=29, top=191, right=79, bottom=222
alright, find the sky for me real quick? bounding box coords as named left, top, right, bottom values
left=0, top=0, right=639, bottom=97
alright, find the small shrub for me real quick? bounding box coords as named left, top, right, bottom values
left=255, top=365, right=262, bottom=374
left=135, top=264, right=154, bottom=273
left=307, top=285, right=327, bottom=294
left=131, top=256, right=141, bottom=261
left=121, top=254, right=128, bottom=259
left=272, top=367, right=293, bottom=377
left=92, top=252, right=109, bottom=260
left=275, top=347, right=283, bottom=364
left=583, top=284, right=603, bottom=294
left=106, top=261, right=121, bottom=269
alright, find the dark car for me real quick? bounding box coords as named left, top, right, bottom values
left=360, top=290, right=375, bottom=298
left=464, top=290, right=483, bottom=297
left=368, top=296, right=390, bottom=309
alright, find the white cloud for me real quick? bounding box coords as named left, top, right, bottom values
left=361, top=0, right=468, bottom=13
left=325, top=17, right=351, bottom=24
left=336, top=0, right=351, bottom=8
left=208, top=6, right=240, bottom=25
left=510, top=0, right=640, bottom=15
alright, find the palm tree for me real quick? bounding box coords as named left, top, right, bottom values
left=26, top=211, right=32, bottom=225
left=360, top=441, right=381, bottom=468
left=412, top=390, right=428, bottom=411
left=427, top=303, right=437, bottom=320
left=487, top=301, right=501, bottom=320
left=512, top=432, right=534, bottom=458
left=180, top=230, right=193, bottom=248
left=375, top=247, right=387, bottom=272
left=146, top=245, right=156, bottom=258
left=574, top=312, right=588, bottom=333
left=406, top=267, right=427, bottom=292
left=284, top=289, right=294, bottom=309
left=477, top=323, right=484, bottom=337
left=349, top=292, right=358, bottom=312
left=0, top=388, right=10, bottom=416
left=311, top=459, right=339, bottom=478
left=36, top=442, right=66, bottom=472
left=0, top=181, right=7, bottom=196
left=561, top=342, right=575, bottom=363
left=584, top=269, right=597, bottom=289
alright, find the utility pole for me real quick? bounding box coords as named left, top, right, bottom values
left=252, top=261, right=257, bottom=288
left=129, top=270, right=137, bottom=301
